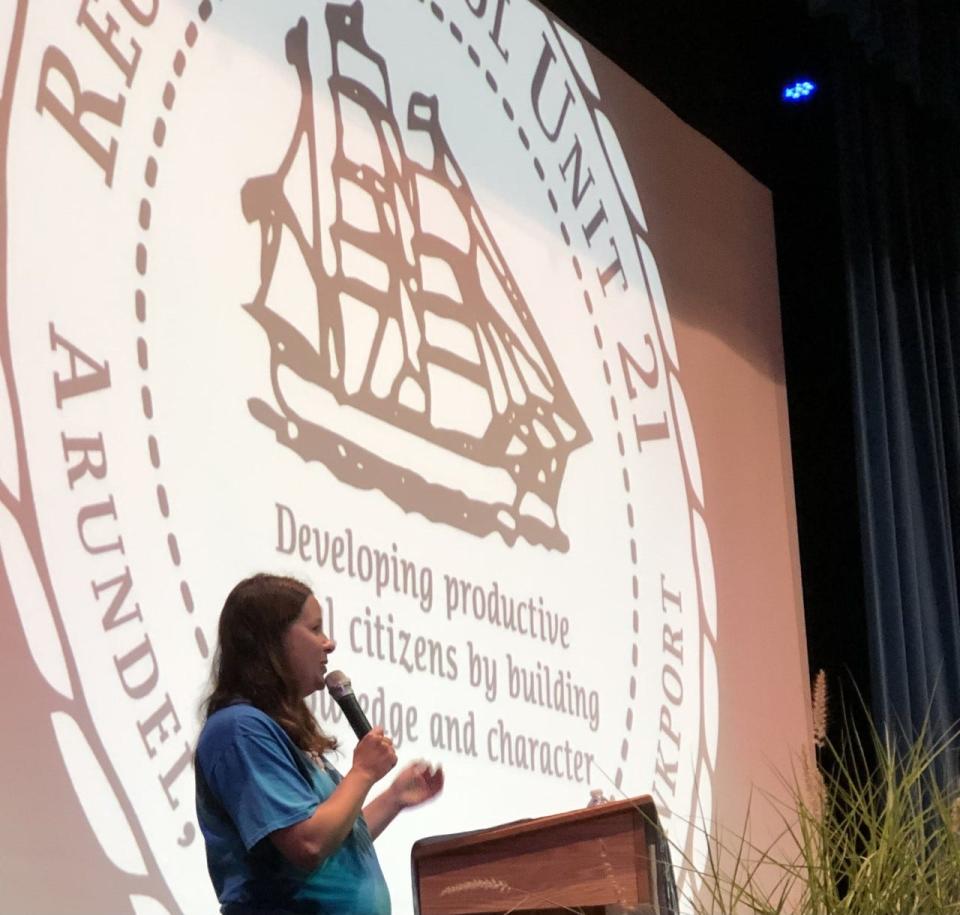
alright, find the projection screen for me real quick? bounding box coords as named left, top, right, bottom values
left=0, top=0, right=812, bottom=912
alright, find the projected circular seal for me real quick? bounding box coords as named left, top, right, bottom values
left=0, top=0, right=718, bottom=912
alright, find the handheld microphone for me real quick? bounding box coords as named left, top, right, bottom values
left=323, top=670, right=372, bottom=739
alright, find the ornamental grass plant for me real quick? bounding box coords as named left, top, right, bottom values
left=684, top=699, right=960, bottom=915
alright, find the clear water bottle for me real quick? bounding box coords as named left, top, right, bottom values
left=586, top=788, right=606, bottom=807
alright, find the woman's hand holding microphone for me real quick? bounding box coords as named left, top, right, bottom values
left=352, top=726, right=398, bottom=785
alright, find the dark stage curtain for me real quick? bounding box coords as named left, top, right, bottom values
left=810, top=0, right=959, bottom=111
left=812, top=0, right=960, bottom=764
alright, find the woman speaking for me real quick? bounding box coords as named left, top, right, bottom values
left=195, top=573, right=443, bottom=914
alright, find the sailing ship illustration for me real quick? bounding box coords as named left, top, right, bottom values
left=242, top=1, right=590, bottom=550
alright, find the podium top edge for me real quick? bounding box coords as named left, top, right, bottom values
left=411, top=794, right=658, bottom=859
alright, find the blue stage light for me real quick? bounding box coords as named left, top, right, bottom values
left=783, top=79, right=817, bottom=102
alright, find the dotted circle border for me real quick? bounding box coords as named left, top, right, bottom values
left=133, top=1, right=213, bottom=662
left=419, top=0, right=642, bottom=789
left=139, top=2, right=716, bottom=842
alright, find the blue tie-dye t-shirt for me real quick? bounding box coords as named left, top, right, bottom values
left=196, top=704, right=390, bottom=915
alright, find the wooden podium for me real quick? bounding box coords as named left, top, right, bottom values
left=411, top=795, right=677, bottom=915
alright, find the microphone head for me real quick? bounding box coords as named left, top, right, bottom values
left=324, top=669, right=353, bottom=699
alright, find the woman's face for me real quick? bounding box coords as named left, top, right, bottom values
left=282, top=594, right=336, bottom=698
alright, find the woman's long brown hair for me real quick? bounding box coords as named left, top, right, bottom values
left=202, top=573, right=337, bottom=756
